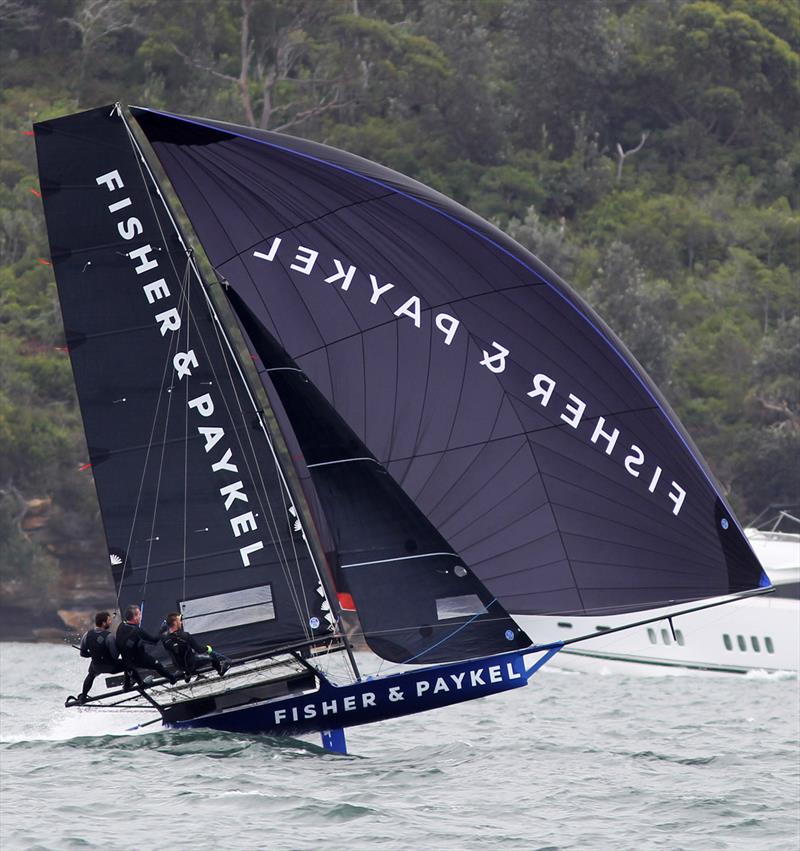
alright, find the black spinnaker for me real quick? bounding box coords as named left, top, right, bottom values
left=129, top=106, right=769, bottom=631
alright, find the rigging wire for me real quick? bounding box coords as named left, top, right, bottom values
left=181, top=258, right=191, bottom=604
left=125, top=142, right=309, bottom=629
left=117, top=112, right=305, bottom=619
left=117, top=108, right=345, bottom=651
left=112, top=280, right=186, bottom=611
left=140, top=294, right=183, bottom=597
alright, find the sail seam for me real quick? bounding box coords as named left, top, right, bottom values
left=378, top=405, right=661, bottom=467
left=185, top=143, right=344, bottom=414
left=216, top=189, right=396, bottom=268
left=176, top=134, right=395, bottom=268
left=280, top=284, right=544, bottom=362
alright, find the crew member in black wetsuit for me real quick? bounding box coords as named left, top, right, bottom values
left=161, top=612, right=230, bottom=681
left=116, top=604, right=178, bottom=687
left=74, top=611, right=126, bottom=704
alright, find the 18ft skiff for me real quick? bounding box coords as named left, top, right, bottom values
left=35, top=104, right=771, bottom=752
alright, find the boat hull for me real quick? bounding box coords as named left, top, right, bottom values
left=164, top=650, right=536, bottom=736
left=516, top=531, right=799, bottom=675
left=516, top=593, right=798, bottom=675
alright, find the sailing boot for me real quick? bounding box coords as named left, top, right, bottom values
left=212, top=654, right=231, bottom=677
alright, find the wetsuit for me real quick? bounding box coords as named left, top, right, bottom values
left=116, top=620, right=176, bottom=685
left=79, top=627, right=126, bottom=698
left=162, top=628, right=230, bottom=678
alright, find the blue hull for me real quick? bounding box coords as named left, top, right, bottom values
left=165, top=649, right=556, bottom=738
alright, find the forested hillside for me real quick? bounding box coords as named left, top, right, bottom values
left=0, top=0, right=798, bottom=632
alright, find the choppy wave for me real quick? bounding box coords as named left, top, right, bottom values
left=1, top=644, right=799, bottom=851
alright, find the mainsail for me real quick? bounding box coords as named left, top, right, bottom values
left=129, top=106, right=769, bottom=632
left=34, top=106, right=333, bottom=659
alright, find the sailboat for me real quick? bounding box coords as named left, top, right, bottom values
left=34, top=104, right=771, bottom=753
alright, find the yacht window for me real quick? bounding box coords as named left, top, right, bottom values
left=661, top=628, right=671, bottom=645
left=765, top=637, right=775, bottom=654
left=675, top=629, right=685, bottom=646
left=558, top=622, right=573, bottom=629
left=750, top=636, right=761, bottom=652
left=647, top=628, right=657, bottom=644
left=737, top=635, right=747, bottom=651
left=723, top=634, right=733, bottom=651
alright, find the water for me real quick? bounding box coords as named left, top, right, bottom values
left=1, top=643, right=798, bottom=850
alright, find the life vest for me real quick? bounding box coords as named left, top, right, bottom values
left=162, top=631, right=191, bottom=669
left=116, top=622, right=144, bottom=660
left=85, top=629, right=115, bottom=665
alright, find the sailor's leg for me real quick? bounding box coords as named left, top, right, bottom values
left=208, top=651, right=231, bottom=677
left=139, top=652, right=178, bottom=684
left=81, top=664, right=97, bottom=698
left=125, top=666, right=144, bottom=690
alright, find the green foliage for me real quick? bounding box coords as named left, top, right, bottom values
left=0, top=0, right=796, bottom=607
left=587, top=241, right=677, bottom=386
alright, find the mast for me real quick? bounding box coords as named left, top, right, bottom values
left=115, top=105, right=361, bottom=679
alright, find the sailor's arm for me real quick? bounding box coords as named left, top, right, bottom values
left=79, top=631, right=91, bottom=658
left=139, top=627, right=162, bottom=644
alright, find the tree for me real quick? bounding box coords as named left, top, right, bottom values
left=752, top=316, right=800, bottom=432
left=587, top=240, right=676, bottom=385
left=502, top=0, right=618, bottom=157
left=59, top=0, right=140, bottom=104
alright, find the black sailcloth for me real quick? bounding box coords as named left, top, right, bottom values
left=226, top=288, right=529, bottom=663
left=34, top=106, right=329, bottom=657
left=132, top=106, right=770, bottom=622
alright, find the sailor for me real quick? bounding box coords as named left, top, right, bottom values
left=75, top=611, right=127, bottom=703
left=161, top=612, right=231, bottom=681
left=116, top=604, right=178, bottom=686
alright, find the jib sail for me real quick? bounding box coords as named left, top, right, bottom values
left=226, top=287, right=530, bottom=663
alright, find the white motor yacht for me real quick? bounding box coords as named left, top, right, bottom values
left=517, top=514, right=800, bottom=675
